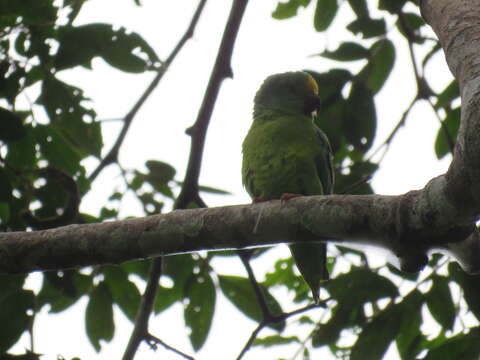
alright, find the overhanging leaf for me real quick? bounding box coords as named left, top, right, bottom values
left=320, top=42, right=369, bottom=61
left=359, top=39, right=396, bottom=94
left=55, top=23, right=159, bottom=73
left=0, top=107, right=26, bottom=142
left=219, top=275, right=285, bottom=331
left=272, top=0, right=311, bottom=19
left=351, top=300, right=404, bottom=360
left=426, top=276, right=455, bottom=330
left=423, top=328, right=480, bottom=360
left=184, top=271, right=216, bottom=350
left=103, top=266, right=141, bottom=322
left=314, top=0, right=338, bottom=32
left=86, top=282, right=114, bottom=352
left=0, top=289, right=34, bottom=353
left=343, top=80, right=377, bottom=152
left=347, top=17, right=386, bottom=38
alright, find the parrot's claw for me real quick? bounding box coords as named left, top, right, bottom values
left=253, top=196, right=268, bottom=203
left=280, top=193, right=302, bottom=201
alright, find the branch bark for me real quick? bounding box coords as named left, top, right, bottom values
left=0, top=193, right=476, bottom=274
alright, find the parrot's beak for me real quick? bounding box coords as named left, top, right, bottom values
left=304, top=94, right=321, bottom=116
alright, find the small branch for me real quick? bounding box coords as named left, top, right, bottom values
left=237, top=251, right=273, bottom=320
left=175, top=0, right=249, bottom=208
left=236, top=322, right=263, bottom=360
left=121, top=1, right=250, bottom=357
left=146, top=333, right=195, bottom=360
left=122, top=258, right=163, bottom=360
left=367, top=97, right=417, bottom=163
left=88, top=0, right=208, bottom=183
left=236, top=301, right=326, bottom=360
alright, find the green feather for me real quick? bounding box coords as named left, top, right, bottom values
left=242, top=72, right=334, bottom=302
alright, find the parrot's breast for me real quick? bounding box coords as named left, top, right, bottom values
left=242, top=115, right=323, bottom=199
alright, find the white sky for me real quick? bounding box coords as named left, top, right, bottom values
left=12, top=0, right=455, bottom=359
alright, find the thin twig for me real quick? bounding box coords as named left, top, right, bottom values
left=237, top=251, right=273, bottom=320
left=236, top=322, right=264, bottom=360
left=367, top=97, right=417, bottom=163
left=146, top=333, right=196, bottom=360
left=122, top=258, right=163, bottom=360
left=88, top=0, right=208, bottom=183
left=338, top=174, right=372, bottom=194
left=175, top=0, right=249, bottom=208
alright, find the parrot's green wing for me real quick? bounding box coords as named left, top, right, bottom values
left=288, top=125, right=333, bottom=302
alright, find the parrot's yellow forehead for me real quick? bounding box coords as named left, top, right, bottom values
left=306, top=74, right=319, bottom=95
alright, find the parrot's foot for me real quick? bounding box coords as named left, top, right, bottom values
left=280, top=193, right=303, bottom=201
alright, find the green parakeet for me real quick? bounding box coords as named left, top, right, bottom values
left=242, top=71, right=334, bottom=302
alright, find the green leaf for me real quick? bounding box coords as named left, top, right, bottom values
left=37, top=76, right=102, bottom=158
left=34, top=125, right=82, bottom=175
left=0, top=201, right=10, bottom=224
left=145, top=160, right=176, bottom=184
left=379, top=0, right=405, bottom=13
left=103, top=266, right=141, bottom=322
left=36, top=272, right=93, bottom=313
left=219, top=275, right=285, bottom=331
left=426, top=276, right=455, bottom=330
left=320, top=42, right=369, bottom=61
left=253, top=335, right=300, bottom=347
left=184, top=272, right=216, bottom=351
left=435, top=80, right=459, bottom=109
left=0, top=274, right=26, bottom=304
left=343, top=80, right=377, bottom=152
left=264, top=257, right=310, bottom=303
left=313, top=301, right=365, bottom=347
left=326, top=267, right=398, bottom=302
left=0, top=289, right=34, bottom=353
left=86, top=282, right=114, bottom=352
left=6, top=125, right=36, bottom=170
left=449, top=263, right=480, bottom=321
left=121, top=259, right=151, bottom=279
left=351, top=300, right=403, bottom=360
left=347, top=0, right=369, bottom=17
left=0, top=168, right=12, bottom=201
left=154, top=255, right=196, bottom=313
left=347, top=17, right=386, bottom=38
left=396, top=291, right=425, bottom=360
left=423, top=328, right=480, bottom=360
left=314, top=0, right=338, bottom=32
left=434, top=107, right=460, bottom=159
left=0, top=107, right=26, bottom=142
left=272, top=0, right=311, bottom=20
left=397, top=12, right=425, bottom=39
left=359, top=39, right=396, bottom=94
left=55, top=23, right=159, bottom=73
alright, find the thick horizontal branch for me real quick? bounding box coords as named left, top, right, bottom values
left=0, top=192, right=476, bottom=274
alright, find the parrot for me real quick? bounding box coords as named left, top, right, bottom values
left=242, top=71, right=334, bottom=302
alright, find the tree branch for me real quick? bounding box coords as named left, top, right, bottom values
left=175, top=0, right=249, bottom=208
left=121, top=1, right=249, bottom=358
left=122, top=258, right=163, bottom=360
left=88, top=0, right=208, bottom=183
left=0, top=192, right=476, bottom=274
